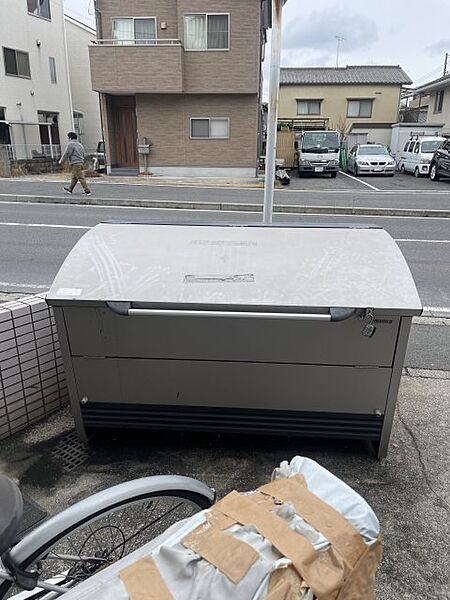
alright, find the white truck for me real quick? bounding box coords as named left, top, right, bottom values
left=295, top=130, right=340, bottom=177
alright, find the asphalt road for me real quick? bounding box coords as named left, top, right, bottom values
left=0, top=201, right=449, bottom=371
left=1, top=173, right=450, bottom=210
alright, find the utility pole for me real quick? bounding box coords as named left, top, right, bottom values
left=444, top=52, right=449, bottom=76
left=335, top=35, right=345, bottom=68
left=263, top=0, right=287, bottom=225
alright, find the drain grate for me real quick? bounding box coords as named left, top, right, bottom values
left=51, top=431, right=92, bottom=472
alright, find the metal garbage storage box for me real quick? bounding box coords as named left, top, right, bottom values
left=46, top=223, right=422, bottom=457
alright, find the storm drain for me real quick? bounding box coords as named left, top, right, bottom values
left=51, top=431, right=92, bottom=472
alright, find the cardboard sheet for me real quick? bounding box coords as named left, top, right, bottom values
left=259, top=475, right=366, bottom=567
left=265, top=564, right=306, bottom=600
left=119, top=556, right=173, bottom=600
left=336, top=539, right=382, bottom=600
left=212, top=491, right=347, bottom=600
left=206, top=510, right=236, bottom=530
left=261, top=580, right=296, bottom=600
left=182, top=520, right=260, bottom=584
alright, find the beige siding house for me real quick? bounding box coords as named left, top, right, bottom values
left=279, top=66, right=412, bottom=148
left=414, top=73, right=450, bottom=136
left=89, top=0, right=270, bottom=176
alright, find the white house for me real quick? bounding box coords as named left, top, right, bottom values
left=414, top=72, right=450, bottom=137
left=0, top=1, right=101, bottom=163
left=0, top=0, right=73, bottom=160
left=64, top=15, right=102, bottom=154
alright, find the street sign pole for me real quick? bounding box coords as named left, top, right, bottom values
left=263, top=0, right=285, bottom=225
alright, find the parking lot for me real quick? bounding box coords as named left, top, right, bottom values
left=287, top=170, right=450, bottom=192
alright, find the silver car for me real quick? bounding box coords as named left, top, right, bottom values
left=347, top=144, right=396, bottom=176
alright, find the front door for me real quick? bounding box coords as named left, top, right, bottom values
left=112, top=97, right=138, bottom=168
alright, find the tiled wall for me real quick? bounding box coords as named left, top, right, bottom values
left=0, top=294, right=68, bottom=440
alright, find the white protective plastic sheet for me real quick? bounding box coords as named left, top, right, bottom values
left=59, top=456, right=380, bottom=600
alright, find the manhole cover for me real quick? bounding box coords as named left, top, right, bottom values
left=51, top=431, right=92, bottom=472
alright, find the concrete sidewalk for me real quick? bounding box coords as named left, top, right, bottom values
left=2, top=172, right=266, bottom=188
left=1, top=369, right=449, bottom=599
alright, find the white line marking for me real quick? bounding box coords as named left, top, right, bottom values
left=0, top=281, right=48, bottom=290
left=339, top=171, right=380, bottom=191
left=0, top=221, right=90, bottom=230
left=395, top=239, right=450, bottom=243
left=2, top=186, right=450, bottom=197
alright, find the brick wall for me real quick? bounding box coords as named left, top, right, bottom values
left=10, top=158, right=62, bottom=175
left=0, top=146, right=11, bottom=177
left=0, top=294, right=68, bottom=440
left=178, top=0, right=261, bottom=94
left=137, top=93, right=258, bottom=168
left=93, top=0, right=262, bottom=95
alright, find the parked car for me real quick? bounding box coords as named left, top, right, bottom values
left=399, top=136, right=445, bottom=177
left=295, top=130, right=340, bottom=178
left=347, top=144, right=396, bottom=176
left=429, top=138, right=450, bottom=181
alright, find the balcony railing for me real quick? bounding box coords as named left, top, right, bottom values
left=92, top=38, right=182, bottom=47
left=2, top=144, right=61, bottom=160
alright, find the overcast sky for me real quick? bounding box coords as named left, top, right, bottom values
left=65, top=0, right=450, bottom=87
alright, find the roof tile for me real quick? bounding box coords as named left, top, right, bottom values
left=280, top=66, right=412, bottom=85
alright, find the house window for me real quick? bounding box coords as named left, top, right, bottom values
left=434, top=90, right=444, bottom=113
left=297, top=99, right=322, bottom=115
left=191, top=118, right=229, bottom=139
left=27, top=0, right=51, bottom=20
left=347, top=99, right=373, bottom=118
left=0, top=107, right=11, bottom=146
left=49, top=57, right=57, bottom=83
left=184, top=14, right=229, bottom=50
left=3, top=47, right=31, bottom=78
left=112, top=18, right=156, bottom=45
left=73, top=111, right=84, bottom=143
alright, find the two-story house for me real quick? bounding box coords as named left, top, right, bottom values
left=89, top=0, right=270, bottom=176
left=413, top=72, right=450, bottom=137
left=0, top=0, right=73, bottom=160
left=278, top=65, right=412, bottom=149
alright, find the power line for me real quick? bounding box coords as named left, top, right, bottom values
left=412, top=65, right=445, bottom=86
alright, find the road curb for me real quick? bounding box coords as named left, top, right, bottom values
left=1, top=193, right=450, bottom=218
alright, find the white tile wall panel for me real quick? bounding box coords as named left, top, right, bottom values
left=0, top=296, right=68, bottom=440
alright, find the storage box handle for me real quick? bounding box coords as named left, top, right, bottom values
left=106, top=302, right=359, bottom=322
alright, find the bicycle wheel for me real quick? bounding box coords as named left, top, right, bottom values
left=1, top=476, right=214, bottom=599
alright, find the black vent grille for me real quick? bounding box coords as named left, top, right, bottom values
left=51, top=431, right=92, bottom=471
left=81, top=403, right=383, bottom=440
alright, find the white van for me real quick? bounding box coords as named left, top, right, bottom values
left=399, top=136, right=445, bottom=177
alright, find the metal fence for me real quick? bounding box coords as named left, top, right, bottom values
left=4, top=144, right=61, bottom=160
left=93, top=38, right=182, bottom=46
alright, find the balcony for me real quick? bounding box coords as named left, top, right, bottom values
left=89, top=39, right=184, bottom=94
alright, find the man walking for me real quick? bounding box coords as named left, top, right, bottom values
left=59, top=132, right=91, bottom=195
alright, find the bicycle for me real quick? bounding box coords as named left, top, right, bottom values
left=0, top=474, right=215, bottom=599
